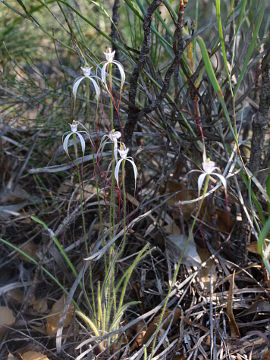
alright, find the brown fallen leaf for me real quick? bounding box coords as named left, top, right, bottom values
left=198, top=247, right=217, bottom=292
left=32, top=297, right=48, bottom=314
left=46, top=294, right=74, bottom=336
left=129, top=321, right=147, bottom=351
left=226, top=271, right=240, bottom=338
left=7, top=288, right=24, bottom=303
left=20, top=351, right=49, bottom=360
left=247, top=240, right=269, bottom=255
left=0, top=306, right=15, bottom=340
left=7, top=353, right=17, bottom=360
left=167, top=180, right=198, bottom=219
left=262, top=349, right=270, bottom=360
left=247, top=241, right=260, bottom=254
left=75, top=183, right=107, bottom=201
left=212, top=208, right=234, bottom=234
left=19, top=241, right=39, bottom=262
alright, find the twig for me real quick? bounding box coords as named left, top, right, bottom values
left=124, top=0, right=163, bottom=145
left=249, top=43, right=270, bottom=180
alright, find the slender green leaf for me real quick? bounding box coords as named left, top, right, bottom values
left=31, top=215, right=78, bottom=278
left=0, top=236, right=77, bottom=305
left=216, top=0, right=230, bottom=78
left=235, top=1, right=265, bottom=95
left=198, top=36, right=236, bottom=139
left=257, top=217, right=270, bottom=275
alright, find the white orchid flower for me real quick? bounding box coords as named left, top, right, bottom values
left=98, top=129, right=121, bottom=160
left=101, top=48, right=125, bottom=93
left=190, top=148, right=227, bottom=195
left=114, top=143, right=138, bottom=189
left=73, top=66, right=100, bottom=101
left=62, top=121, right=88, bottom=157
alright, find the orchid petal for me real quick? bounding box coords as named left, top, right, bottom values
left=202, top=148, right=207, bottom=164
left=87, top=76, right=100, bottom=100
left=113, top=139, right=118, bottom=161
left=97, top=136, right=109, bottom=157
left=62, top=131, right=69, bottom=143
left=70, top=122, right=78, bottom=132
left=112, top=60, right=126, bottom=90
left=203, top=160, right=217, bottom=174
left=76, top=132, right=86, bottom=155
left=101, top=61, right=125, bottom=92
left=101, top=62, right=109, bottom=91
left=114, top=158, right=124, bottom=187
left=198, top=173, right=207, bottom=195
left=213, top=173, right=227, bottom=193
left=108, top=131, right=121, bottom=142
left=104, top=50, right=115, bottom=62
left=118, top=146, right=129, bottom=159
left=188, top=169, right=201, bottom=175
left=81, top=66, right=92, bottom=77
left=73, top=77, right=85, bottom=98
left=63, top=133, right=72, bottom=157
left=76, top=123, right=95, bottom=149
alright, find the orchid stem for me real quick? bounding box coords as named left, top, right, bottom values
left=150, top=175, right=210, bottom=358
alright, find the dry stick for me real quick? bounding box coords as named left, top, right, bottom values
left=124, top=0, right=163, bottom=146
left=249, top=43, right=270, bottom=183
left=124, top=0, right=189, bottom=140
left=124, top=0, right=187, bottom=194
left=110, top=0, right=122, bottom=131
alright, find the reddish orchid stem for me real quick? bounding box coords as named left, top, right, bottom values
left=106, top=64, right=123, bottom=136
left=193, top=95, right=204, bottom=142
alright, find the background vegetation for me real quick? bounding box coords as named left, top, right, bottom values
left=0, top=0, right=270, bottom=359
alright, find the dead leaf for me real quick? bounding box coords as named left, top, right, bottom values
left=32, top=298, right=48, bottom=314
left=7, top=288, right=24, bottom=303
left=130, top=321, right=147, bottom=350
left=19, top=241, right=39, bottom=262
left=247, top=240, right=270, bottom=254
left=7, top=353, right=16, bottom=360
left=226, top=271, right=240, bottom=338
left=247, top=242, right=260, bottom=254
left=197, top=247, right=217, bottom=292
left=212, top=208, right=234, bottom=233
left=167, top=180, right=198, bottom=219
left=262, top=349, right=270, bottom=360
left=0, top=306, right=15, bottom=340
left=166, top=233, right=202, bottom=267
left=46, top=295, right=74, bottom=336
left=163, top=222, right=182, bottom=236
left=20, top=351, right=49, bottom=360
left=75, top=183, right=106, bottom=201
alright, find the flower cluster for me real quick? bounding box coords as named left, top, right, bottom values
left=72, top=48, right=125, bottom=104
left=114, top=143, right=137, bottom=189
left=190, top=147, right=227, bottom=195
left=62, top=48, right=137, bottom=190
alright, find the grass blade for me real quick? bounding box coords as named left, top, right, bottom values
left=31, top=215, right=78, bottom=278
left=235, top=0, right=265, bottom=95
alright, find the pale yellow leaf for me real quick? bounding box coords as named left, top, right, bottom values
left=20, top=351, right=49, bottom=360
left=46, top=295, right=74, bottom=336
left=32, top=298, right=48, bottom=314
left=0, top=306, right=15, bottom=340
